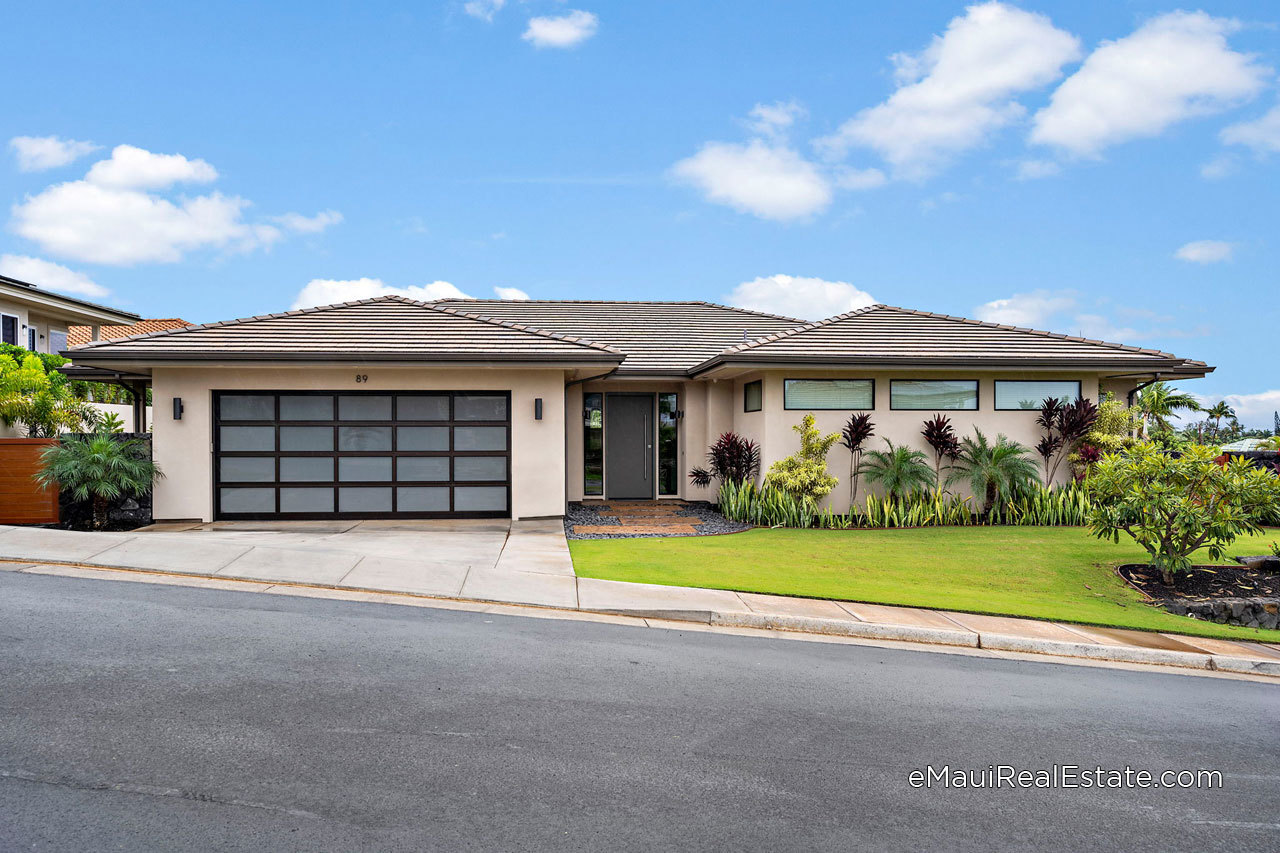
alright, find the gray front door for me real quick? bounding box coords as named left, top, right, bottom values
left=605, top=394, right=653, bottom=499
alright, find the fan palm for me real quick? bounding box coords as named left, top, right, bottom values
left=946, top=429, right=1038, bottom=516
left=36, top=433, right=163, bottom=530
left=1134, top=381, right=1200, bottom=438
left=857, top=440, right=935, bottom=501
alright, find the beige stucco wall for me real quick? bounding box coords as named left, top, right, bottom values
left=149, top=365, right=568, bottom=521
left=0, top=296, right=73, bottom=355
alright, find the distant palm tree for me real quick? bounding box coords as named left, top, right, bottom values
left=857, top=440, right=935, bottom=502
left=1134, top=381, right=1200, bottom=438
left=946, top=429, right=1038, bottom=516
left=1205, top=401, right=1235, bottom=441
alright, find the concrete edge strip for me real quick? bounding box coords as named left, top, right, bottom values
left=2, top=557, right=1276, bottom=678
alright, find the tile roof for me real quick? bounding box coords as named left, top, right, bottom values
left=694, top=304, right=1211, bottom=374
left=434, top=299, right=803, bottom=374
left=67, top=296, right=624, bottom=363
left=68, top=318, right=193, bottom=348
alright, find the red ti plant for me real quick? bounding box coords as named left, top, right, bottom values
left=1037, top=396, right=1099, bottom=485
left=689, top=432, right=761, bottom=488
left=921, top=414, right=960, bottom=489
left=840, top=413, right=876, bottom=508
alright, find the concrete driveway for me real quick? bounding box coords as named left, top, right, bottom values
left=0, top=519, right=577, bottom=607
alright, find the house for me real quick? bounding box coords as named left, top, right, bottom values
left=1, top=273, right=138, bottom=356
left=67, top=318, right=193, bottom=348
left=66, top=319, right=194, bottom=431
left=64, top=296, right=1211, bottom=523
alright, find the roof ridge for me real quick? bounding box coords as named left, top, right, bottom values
left=434, top=298, right=807, bottom=324
left=69, top=295, right=624, bottom=356
left=722, top=303, right=886, bottom=354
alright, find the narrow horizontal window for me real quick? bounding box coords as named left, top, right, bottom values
left=743, top=380, right=762, bottom=413
left=890, top=380, right=979, bottom=411
left=994, top=380, right=1082, bottom=410
left=784, top=379, right=873, bottom=410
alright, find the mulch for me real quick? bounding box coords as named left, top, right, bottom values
left=1119, top=563, right=1280, bottom=605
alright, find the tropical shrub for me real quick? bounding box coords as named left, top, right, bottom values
left=763, top=414, right=840, bottom=503
left=1086, top=443, right=1280, bottom=583
left=0, top=351, right=100, bottom=437
left=947, top=429, right=1038, bottom=516
left=689, top=432, right=761, bottom=488
left=1034, top=396, right=1098, bottom=485
left=839, top=413, right=875, bottom=509
left=858, top=440, right=935, bottom=501
left=36, top=432, right=164, bottom=530
left=920, top=414, right=959, bottom=487
left=718, top=480, right=848, bottom=529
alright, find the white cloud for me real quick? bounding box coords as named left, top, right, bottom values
left=84, top=144, right=217, bottom=189
left=747, top=100, right=805, bottom=137
left=817, top=2, right=1080, bottom=178
left=272, top=209, right=344, bottom=234
left=1199, top=154, right=1237, bottom=179
left=726, top=274, right=877, bottom=321
left=10, top=145, right=333, bottom=265
left=1031, top=12, right=1269, bottom=156
left=671, top=140, right=832, bottom=221
left=1204, top=389, right=1280, bottom=429
left=976, top=289, right=1077, bottom=327
left=1015, top=159, right=1060, bottom=180
left=522, top=10, right=598, bottom=49
left=834, top=166, right=887, bottom=190
left=463, top=0, right=504, bottom=22
left=0, top=254, right=109, bottom=299
left=1220, top=103, right=1280, bottom=154
left=1174, top=240, right=1233, bottom=264
left=291, top=279, right=528, bottom=309
left=10, top=136, right=99, bottom=172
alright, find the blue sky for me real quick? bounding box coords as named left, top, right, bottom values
left=3, top=1, right=1278, bottom=424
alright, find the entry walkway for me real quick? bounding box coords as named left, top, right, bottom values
left=1, top=522, right=1277, bottom=678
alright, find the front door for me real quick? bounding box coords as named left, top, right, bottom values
left=605, top=394, right=653, bottom=499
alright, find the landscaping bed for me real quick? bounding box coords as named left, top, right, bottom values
left=1119, top=563, right=1280, bottom=629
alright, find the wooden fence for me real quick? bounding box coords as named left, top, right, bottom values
left=0, top=438, right=58, bottom=524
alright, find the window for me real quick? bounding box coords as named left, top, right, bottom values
left=658, top=393, right=678, bottom=496
left=994, top=380, right=1082, bottom=410
left=27, top=327, right=36, bottom=351
left=583, top=392, right=603, bottom=496
left=47, top=330, right=67, bottom=354
left=743, top=380, right=762, bottom=412
left=890, top=380, right=979, bottom=410
left=784, top=379, right=873, bottom=410
left=0, top=315, right=16, bottom=346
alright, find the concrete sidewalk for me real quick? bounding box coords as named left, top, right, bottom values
left=1, top=523, right=1278, bottom=678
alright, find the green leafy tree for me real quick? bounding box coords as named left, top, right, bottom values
left=1134, top=381, right=1200, bottom=438
left=858, top=440, right=935, bottom=501
left=1087, top=443, right=1280, bottom=584
left=35, top=433, right=163, bottom=530
left=763, top=414, right=840, bottom=503
left=946, top=429, right=1038, bottom=516
left=0, top=352, right=99, bottom=437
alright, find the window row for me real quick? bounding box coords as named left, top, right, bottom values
left=219, top=425, right=507, bottom=453
left=746, top=379, right=1083, bottom=412
left=218, top=393, right=507, bottom=422
left=219, top=485, right=507, bottom=515
left=218, top=455, right=507, bottom=484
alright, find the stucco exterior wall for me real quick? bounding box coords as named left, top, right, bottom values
left=149, top=365, right=568, bottom=521
left=0, top=295, right=72, bottom=355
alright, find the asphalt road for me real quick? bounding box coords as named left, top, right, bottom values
left=1, top=572, right=1276, bottom=852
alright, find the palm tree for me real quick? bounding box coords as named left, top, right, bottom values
left=1134, top=381, right=1200, bottom=438
left=1205, top=401, right=1235, bottom=441
left=839, top=413, right=875, bottom=508
left=946, top=429, right=1038, bottom=516
left=857, top=440, right=935, bottom=502
left=36, top=433, right=163, bottom=530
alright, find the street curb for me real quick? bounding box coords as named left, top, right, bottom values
left=1211, top=656, right=1280, bottom=677
left=711, top=611, right=980, bottom=648
left=977, top=633, right=1212, bottom=671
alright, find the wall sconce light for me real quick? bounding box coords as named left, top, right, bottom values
left=534, top=398, right=543, bottom=420
left=173, top=397, right=184, bottom=420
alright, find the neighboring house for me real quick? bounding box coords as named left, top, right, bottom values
left=65, top=297, right=1211, bottom=523
left=67, top=319, right=193, bottom=432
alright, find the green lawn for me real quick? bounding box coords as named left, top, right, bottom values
left=570, top=526, right=1280, bottom=643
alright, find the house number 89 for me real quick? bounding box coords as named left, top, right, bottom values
left=355, top=374, right=369, bottom=383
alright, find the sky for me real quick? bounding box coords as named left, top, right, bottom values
left=2, top=1, right=1277, bottom=425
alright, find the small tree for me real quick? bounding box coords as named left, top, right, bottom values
left=1087, top=443, right=1280, bottom=584
left=0, top=352, right=99, bottom=437
left=36, top=433, right=164, bottom=530
left=1134, top=381, right=1200, bottom=438
left=920, top=414, right=959, bottom=489
left=947, top=429, right=1038, bottom=516
left=763, top=414, right=840, bottom=503
left=1035, top=396, right=1098, bottom=486
left=858, top=440, right=935, bottom=501
left=688, top=432, right=761, bottom=488
left=839, top=413, right=875, bottom=508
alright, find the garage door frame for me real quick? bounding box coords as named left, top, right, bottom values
left=213, top=390, right=511, bottom=521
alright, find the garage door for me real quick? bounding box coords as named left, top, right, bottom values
left=213, top=391, right=510, bottom=520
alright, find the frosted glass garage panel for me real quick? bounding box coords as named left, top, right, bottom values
left=454, top=395, right=507, bottom=421
left=219, top=395, right=274, bottom=420
left=280, top=395, right=334, bottom=420
left=453, top=486, right=507, bottom=512
left=397, top=457, right=449, bottom=481
left=397, top=395, right=449, bottom=421
left=784, top=379, right=873, bottom=410
left=890, top=380, right=979, bottom=411
left=219, top=457, right=274, bottom=482
left=280, top=427, right=332, bottom=452
left=397, top=427, right=449, bottom=451
left=339, top=487, right=392, bottom=513
left=338, top=426, right=391, bottom=451
left=454, top=426, right=506, bottom=451
left=220, top=426, right=275, bottom=451
left=397, top=487, right=450, bottom=512
left=280, top=457, right=334, bottom=482
left=994, top=381, right=1081, bottom=410
left=339, top=457, right=393, bottom=482
left=220, top=488, right=274, bottom=513
left=339, top=395, right=392, bottom=421
left=454, top=456, right=507, bottom=482
left=280, top=488, right=334, bottom=513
